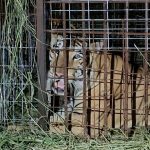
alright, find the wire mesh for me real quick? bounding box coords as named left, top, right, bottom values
left=0, top=0, right=38, bottom=127
left=45, top=0, right=150, bottom=136
left=45, top=0, right=150, bottom=137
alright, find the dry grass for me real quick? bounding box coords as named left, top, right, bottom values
left=0, top=127, right=149, bottom=150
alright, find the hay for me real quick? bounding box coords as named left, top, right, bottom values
left=0, top=128, right=149, bottom=150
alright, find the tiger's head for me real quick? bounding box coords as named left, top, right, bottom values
left=48, top=34, right=84, bottom=96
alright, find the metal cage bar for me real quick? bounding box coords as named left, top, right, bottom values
left=62, top=2, right=69, bottom=130
left=123, top=1, right=129, bottom=134
left=144, top=0, right=149, bottom=127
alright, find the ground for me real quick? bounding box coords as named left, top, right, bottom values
left=0, top=127, right=150, bottom=150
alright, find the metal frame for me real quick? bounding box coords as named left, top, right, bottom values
left=36, top=0, right=48, bottom=130
left=0, top=0, right=149, bottom=134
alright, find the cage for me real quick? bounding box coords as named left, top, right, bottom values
left=45, top=0, right=150, bottom=137
left=0, top=0, right=150, bottom=137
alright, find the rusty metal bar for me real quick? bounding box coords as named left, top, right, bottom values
left=46, top=30, right=150, bottom=36
left=62, top=2, right=68, bottom=131
left=36, top=0, right=48, bottom=130
left=91, top=20, right=97, bottom=136
left=49, top=18, right=147, bottom=22
left=81, top=2, right=88, bottom=136
left=103, top=1, right=108, bottom=134
left=123, top=2, right=129, bottom=135
left=144, top=1, right=148, bottom=127
left=0, top=0, right=3, bottom=43
left=87, top=1, right=92, bottom=136
left=0, top=0, right=4, bottom=125
left=46, top=0, right=148, bottom=3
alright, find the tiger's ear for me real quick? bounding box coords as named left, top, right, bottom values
left=95, top=40, right=104, bottom=52
left=83, top=42, right=88, bottom=49
left=89, top=42, right=95, bottom=51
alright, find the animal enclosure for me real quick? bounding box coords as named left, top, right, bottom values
left=0, top=0, right=150, bottom=138
left=46, top=0, right=150, bottom=137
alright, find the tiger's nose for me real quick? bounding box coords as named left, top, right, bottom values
left=53, top=73, right=65, bottom=90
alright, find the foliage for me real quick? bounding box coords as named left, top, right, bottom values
left=1, top=0, right=38, bottom=124
left=0, top=128, right=150, bottom=150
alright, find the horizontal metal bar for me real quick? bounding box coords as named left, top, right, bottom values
left=45, top=0, right=150, bottom=3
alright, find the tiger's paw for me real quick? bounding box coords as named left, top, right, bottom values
left=49, top=113, right=66, bottom=134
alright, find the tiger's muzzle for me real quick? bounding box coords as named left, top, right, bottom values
left=51, top=73, right=65, bottom=96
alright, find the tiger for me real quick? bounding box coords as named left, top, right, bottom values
left=47, top=33, right=150, bottom=138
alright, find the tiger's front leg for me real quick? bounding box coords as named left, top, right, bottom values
left=49, top=97, right=74, bottom=134
left=49, top=109, right=66, bottom=134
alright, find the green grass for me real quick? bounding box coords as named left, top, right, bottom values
left=0, top=127, right=150, bottom=150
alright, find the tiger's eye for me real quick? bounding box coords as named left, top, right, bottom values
left=73, top=54, right=81, bottom=59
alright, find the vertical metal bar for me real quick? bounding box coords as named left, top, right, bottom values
left=62, top=2, right=68, bottom=131
left=36, top=0, right=48, bottom=130
left=87, top=1, right=91, bottom=136
left=0, top=0, right=1, bottom=34
left=0, top=0, right=4, bottom=124
left=87, top=1, right=90, bottom=46
left=144, top=0, right=148, bottom=127
left=109, top=1, right=115, bottom=129
left=69, top=3, right=71, bottom=47
left=82, top=2, right=88, bottom=136
left=103, top=1, right=108, bottom=134
left=91, top=20, right=96, bottom=137
left=123, top=2, right=129, bottom=135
